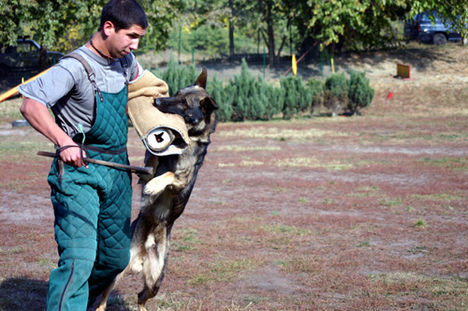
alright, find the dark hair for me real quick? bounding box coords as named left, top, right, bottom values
left=99, top=0, right=148, bottom=32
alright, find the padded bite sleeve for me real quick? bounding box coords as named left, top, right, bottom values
left=128, top=70, right=189, bottom=156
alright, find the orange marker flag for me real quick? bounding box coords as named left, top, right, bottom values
left=292, top=54, right=297, bottom=76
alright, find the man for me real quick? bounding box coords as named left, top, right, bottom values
left=19, top=1, right=148, bottom=309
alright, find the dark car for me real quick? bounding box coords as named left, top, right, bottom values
left=0, top=38, right=63, bottom=76
left=404, top=11, right=465, bottom=45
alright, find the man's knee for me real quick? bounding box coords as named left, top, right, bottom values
left=101, top=248, right=131, bottom=275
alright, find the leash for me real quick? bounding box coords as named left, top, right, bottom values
left=37, top=150, right=154, bottom=176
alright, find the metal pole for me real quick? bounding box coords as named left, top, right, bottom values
left=178, top=26, right=182, bottom=64
left=263, top=46, right=266, bottom=79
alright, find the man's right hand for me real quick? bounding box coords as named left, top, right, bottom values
left=20, top=97, right=88, bottom=168
left=57, top=141, right=88, bottom=168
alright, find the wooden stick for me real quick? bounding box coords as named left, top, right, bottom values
left=37, top=151, right=153, bottom=175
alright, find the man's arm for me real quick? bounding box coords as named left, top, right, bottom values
left=20, top=97, right=87, bottom=168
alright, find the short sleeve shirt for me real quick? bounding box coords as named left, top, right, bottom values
left=18, top=46, right=142, bottom=138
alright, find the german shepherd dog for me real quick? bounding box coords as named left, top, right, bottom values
left=95, top=69, right=218, bottom=311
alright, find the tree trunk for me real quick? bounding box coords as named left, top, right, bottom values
left=265, top=2, right=276, bottom=66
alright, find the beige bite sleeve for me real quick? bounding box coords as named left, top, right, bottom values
left=128, top=70, right=189, bottom=156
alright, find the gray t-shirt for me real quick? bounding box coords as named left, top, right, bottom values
left=19, top=46, right=142, bottom=137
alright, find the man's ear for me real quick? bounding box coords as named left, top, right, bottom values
left=102, top=20, right=116, bottom=37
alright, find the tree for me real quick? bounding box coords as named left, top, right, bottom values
left=250, top=0, right=292, bottom=65
left=283, top=0, right=467, bottom=57
left=408, top=0, right=468, bottom=37
left=0, top=0, right=181, bottom=52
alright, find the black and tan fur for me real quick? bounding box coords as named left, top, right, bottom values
left=95, top=69, right=218, bottom=311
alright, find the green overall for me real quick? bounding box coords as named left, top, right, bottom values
left=46, top=55, right=132, bottom=311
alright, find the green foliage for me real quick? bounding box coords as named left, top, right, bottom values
left=168, top=25, right=230, bottom=56
left=229, top=59, right=267, bottom=121
left=347, top=70, right=374, bottom=115
left=280, top=76, right=312, bottom=120
left=263, top=83, right=285, bottom=120
left=159, top=56, right=199, bottom=96
left=139, top=0, right=183, bottom=52
left=0, top=0, right=180, bottom=52
left=324, top=73, right=348, bottom=97
left=288, top=0, right=466, bottom=53
left=409, top=1, right=468, bottom=38
left=155, top=59, right=374, bottom=122
left=207, top=75, right=234, bottom=122
left=209, top=59, right=283, bottom=121
left=323, top=73, right=348, bottom=116
left=306, top=78, right=324, bottom=115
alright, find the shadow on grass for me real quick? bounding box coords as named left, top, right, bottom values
left=0, top=277, right=131, bottom=311
left=0, top=277, right=47, bottom=311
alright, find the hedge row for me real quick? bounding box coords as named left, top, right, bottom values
left=154, top=58, right=374, bottom=122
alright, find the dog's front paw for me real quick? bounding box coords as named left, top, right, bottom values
left=144, top=172, right=176, bottom=197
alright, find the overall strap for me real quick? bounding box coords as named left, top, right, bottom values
left=62, top=53, right=104, bottom=102
left=119, top=56, right=129, bottom=84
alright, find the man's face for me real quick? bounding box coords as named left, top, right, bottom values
left=106, top=23, right=146, bottom=58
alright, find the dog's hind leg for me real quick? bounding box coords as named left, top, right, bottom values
left=93, top=270, right=126, bottom=311
left=93, top=216, right=148, bottom=311
left=137, top=224, right=170, bottom=311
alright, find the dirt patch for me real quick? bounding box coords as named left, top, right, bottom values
left=0, top=43, right=467, bottom=311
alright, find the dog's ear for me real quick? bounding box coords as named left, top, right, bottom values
left=195, top=68, right=207, bottom=89
left=203, top=96, right=219, bottom=111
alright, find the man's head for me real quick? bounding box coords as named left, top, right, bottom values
left=99, top=0, right=148, bottom=32
left=98, top=0, right=147, bottom=58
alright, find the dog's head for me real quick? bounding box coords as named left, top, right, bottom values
left=154, top=68, right=218, bottom=138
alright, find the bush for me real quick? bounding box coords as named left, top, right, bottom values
left=280, top=76, right=312, bottom=120
left=160, top=56, right=199, bottom=96
left=207, top=75, right=234, bottom=122
left=306, top=78, right=324, bottom=115
left=229, top=59, right=257, bottom=121
left=228, top=59, right=283, bottom=121
left=263, top=83, right=284, bottom=120
left=323, top=73, right=348, bottom=116
left=347, top=70, right=374, bottom=115
left=154, top=58, right=374, bottom=122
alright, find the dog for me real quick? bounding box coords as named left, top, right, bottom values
left=95, top=68, right=218, bottom=311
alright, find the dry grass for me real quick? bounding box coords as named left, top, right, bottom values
left=0, top=96, right=23, bottom=122
left=1, top=43, right=467, bottom=311
left=218, top=125, right=349, bottom=140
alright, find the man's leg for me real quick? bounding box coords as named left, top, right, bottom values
left=88, top=169, right=132, bottom=302
left=46, top=174, right=100, bottom=311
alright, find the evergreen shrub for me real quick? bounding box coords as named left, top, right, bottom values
left=280, top=76, right=312, bottom=120
left=228, top=59, right=282, bottom=121
left=323, top=73, right=348, bottom=116
left=154, top=58, right=374, bottom=122
left=306, top=78, right=324, bottom=115
left=160, top=56, right=199, bottom=96
left=207, top=75, right=234, bottom=122
left=347, top=70, right=374, bottom=115
left=263, top=83, right=284, bottom=120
